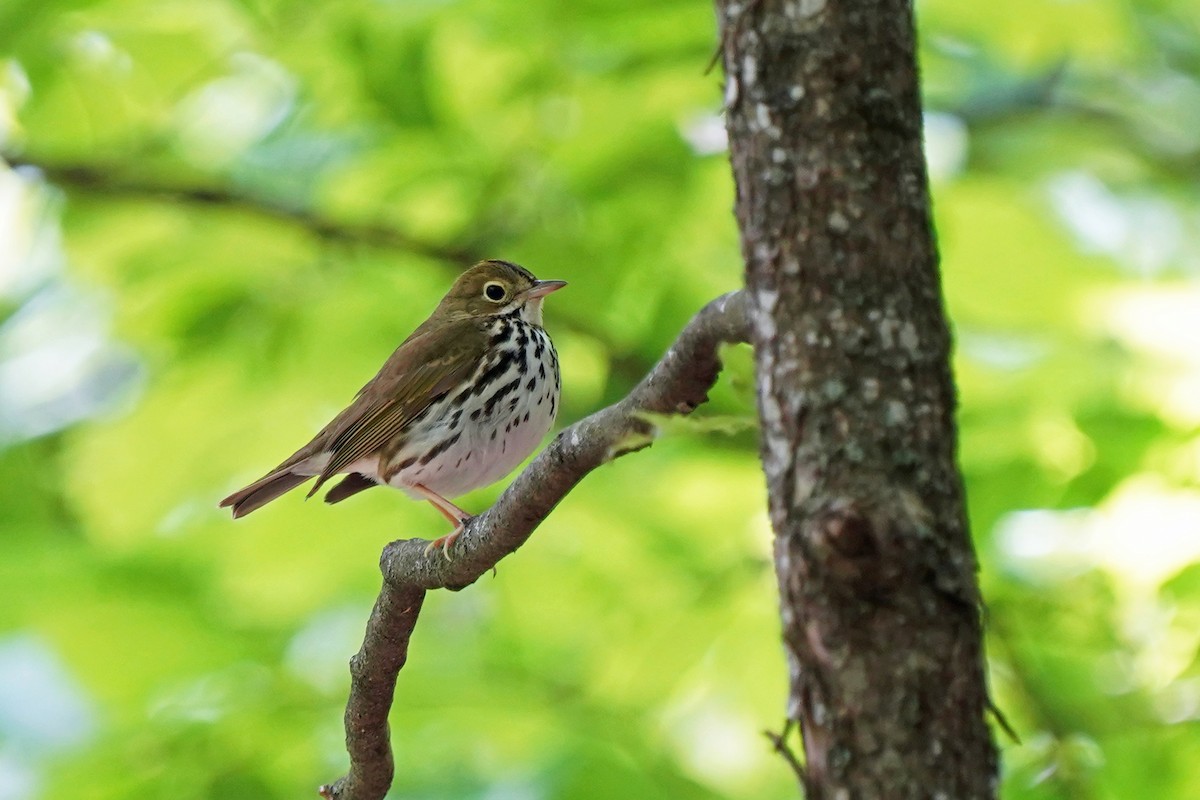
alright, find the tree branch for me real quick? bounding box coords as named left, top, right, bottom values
left=318, top=290, right=751, bottom=800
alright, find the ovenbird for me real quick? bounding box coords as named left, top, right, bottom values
left=219, top=259, right=565, bottom=556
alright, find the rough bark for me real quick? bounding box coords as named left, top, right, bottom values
left=714, top=0, right=999, bottom=797
left=319, top=291, right=750, bottom=800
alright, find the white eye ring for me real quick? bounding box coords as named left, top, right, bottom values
left=484, top=282, right=507, bottom=302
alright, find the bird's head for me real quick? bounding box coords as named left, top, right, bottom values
left=440, top=259, right=566, bottom=325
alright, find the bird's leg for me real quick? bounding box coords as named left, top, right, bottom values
left=410, top=484, right=472, bottom=559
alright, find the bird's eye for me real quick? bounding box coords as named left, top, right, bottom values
left=484, top=282, right=507, bottom=302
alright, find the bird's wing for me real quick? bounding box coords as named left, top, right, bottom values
left=304, top=322, right=484, bottom=496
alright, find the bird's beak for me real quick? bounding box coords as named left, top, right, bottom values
left=524, top=280, right=567, bottom=299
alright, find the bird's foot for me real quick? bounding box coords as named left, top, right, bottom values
left=423, top=520, right=469, bottom=561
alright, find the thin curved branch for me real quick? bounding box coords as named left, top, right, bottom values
left=319, top=289, right=751, bottom=800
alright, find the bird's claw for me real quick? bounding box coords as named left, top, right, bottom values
left=423, top=522, right=466, bottom=561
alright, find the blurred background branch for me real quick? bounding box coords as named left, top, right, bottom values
left=0, top=148, right=662, bottom=388
left=2, top=152, right=485, bottom=263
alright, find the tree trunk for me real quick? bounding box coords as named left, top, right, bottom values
left=715, top=1, right=1000, bottom=796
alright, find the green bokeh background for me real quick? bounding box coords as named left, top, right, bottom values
left=2, top=1, right=1198, bottom=798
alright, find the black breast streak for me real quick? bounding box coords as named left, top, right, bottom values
left=474, top=351, right=515, bottom=397
left=418, top=431, right=462, bottom=466
left=388, top=455, right=419, bottom=479
left=483, top=376, right=521, bottom=416
left=488, top=319, right=511, bottom=348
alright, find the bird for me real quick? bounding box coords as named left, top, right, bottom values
left=219, top=259, right=565, bottom=557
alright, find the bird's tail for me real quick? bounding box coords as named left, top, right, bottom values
left=220, top=469, right=311, bottom=518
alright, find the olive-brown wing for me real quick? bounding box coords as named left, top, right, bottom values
left=305, top=321, right=485, bottom=496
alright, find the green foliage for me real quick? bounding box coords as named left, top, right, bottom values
left=1, top=1, right=1198, bottom=798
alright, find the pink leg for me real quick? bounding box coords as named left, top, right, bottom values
left=410, top=484, right=472, bottom=559
left=410, top=484, right=470, bottom=525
